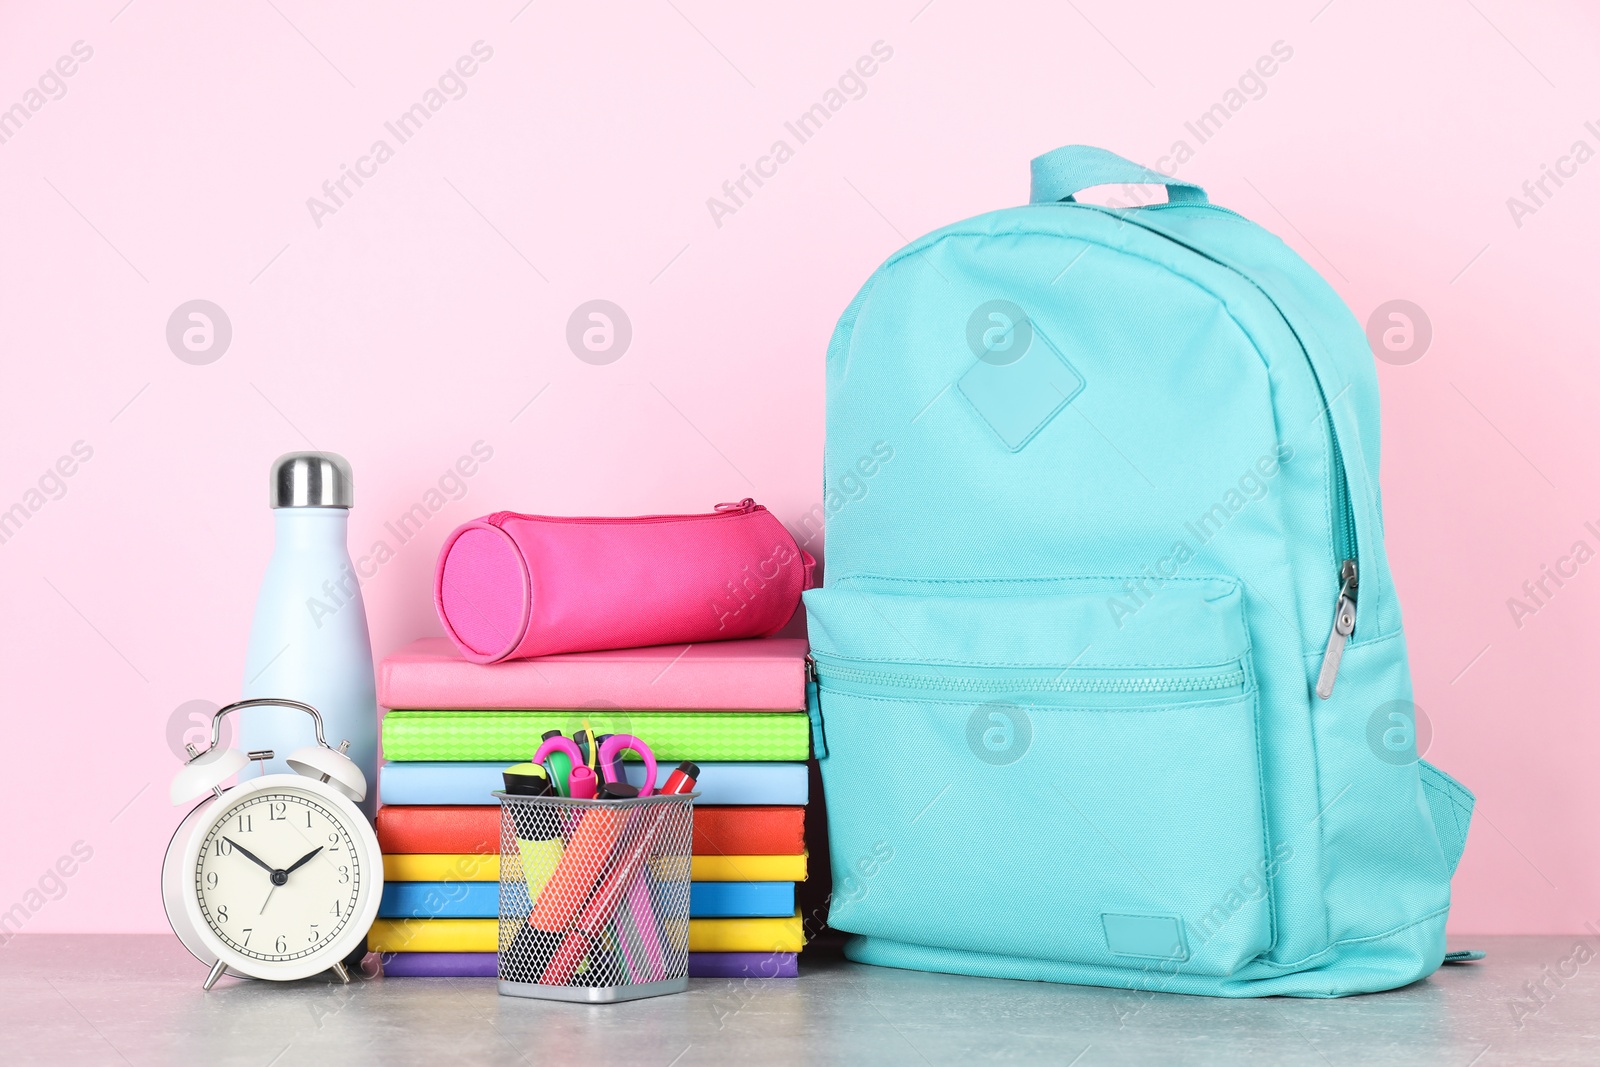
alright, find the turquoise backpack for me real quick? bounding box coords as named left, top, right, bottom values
left=802, top=146, right=1475, bottom=997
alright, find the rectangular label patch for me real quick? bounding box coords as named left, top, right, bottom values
left=957, top=321, right=1085, bottom=452
left=1102, top=913, right=1188, bottom=961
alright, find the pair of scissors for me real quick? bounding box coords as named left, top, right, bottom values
left=598, top=735, right=658, bottom=797
left=532, top=733, right=658, bottom=798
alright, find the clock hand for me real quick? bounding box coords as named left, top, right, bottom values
left=259, top=885, right=275, bottom=915
left=282, top=846, right=324, bottom=878
left=225, top=838, right=275, bottom=875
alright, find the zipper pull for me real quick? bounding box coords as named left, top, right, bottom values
left=1315, top=560, right=1358, bottom=700
left=715, top=498, right=758, bottom=513
left=804, top=655, right=827, bottom=758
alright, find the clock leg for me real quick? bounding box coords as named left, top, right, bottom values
left=203, top=959, right=228, bottom=991
left=331, top=962, right=351, bottom=984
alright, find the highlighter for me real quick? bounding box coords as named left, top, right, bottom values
left=502, top=762, right=553, bottom=797
left=611, top=871, right=667, bottom=982
left=527, top=804, right=627, bottom=932
left=501, top=762, right=555, bottom=841
left=501, top=763, right=564, bottom=898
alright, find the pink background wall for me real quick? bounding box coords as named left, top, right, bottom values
left=2, top=1, right=1597, bottom=936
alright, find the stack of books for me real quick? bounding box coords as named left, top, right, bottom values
left=366, top=636, right=812, bottom=979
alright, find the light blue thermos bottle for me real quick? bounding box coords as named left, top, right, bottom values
left=239, top=452, right=377, bottom=817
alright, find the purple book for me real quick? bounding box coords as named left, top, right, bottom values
left=688, top=952, right=798, bottom=978
left=380, top=952, right=497, bottom=978
left=380, top=951, right=799, bottom=978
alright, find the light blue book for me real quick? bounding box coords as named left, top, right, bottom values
left=378, top=761, right=810, bottom=806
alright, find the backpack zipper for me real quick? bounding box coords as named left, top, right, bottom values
left=484, top=499, right=761, bottom=527
left=1314, top=559, right=1358, bottom=699
left=1062, top=201, right=1362, bottom=698
left=810, top=657, right=1245, bottom=695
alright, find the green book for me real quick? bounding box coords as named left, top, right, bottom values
left=381, top=710, right=811, bottom=762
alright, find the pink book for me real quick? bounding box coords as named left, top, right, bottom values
left=378, top=636, right=808, bottom=711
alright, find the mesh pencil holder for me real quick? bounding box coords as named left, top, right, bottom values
left=494, top=790, right=697, bottom=1003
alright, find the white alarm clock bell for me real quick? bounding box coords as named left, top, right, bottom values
left=162, top=698, right=383, bottom=990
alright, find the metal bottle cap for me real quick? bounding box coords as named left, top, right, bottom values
left=270, top=452, right=354, bottom=508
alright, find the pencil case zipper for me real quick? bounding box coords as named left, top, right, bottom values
left=484, top=498, right=761, bottom=527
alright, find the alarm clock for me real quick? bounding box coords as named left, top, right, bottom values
left=162, top=698, right=383, bottom=990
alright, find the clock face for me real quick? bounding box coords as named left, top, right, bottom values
left=194, top=789, right=364, bottom=964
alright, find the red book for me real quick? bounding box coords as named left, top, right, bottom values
left=377, top=806, right=499, bottom=855
left=695, top=806, right=806, bottom=857
left=377, top=804, right=805, bottom=857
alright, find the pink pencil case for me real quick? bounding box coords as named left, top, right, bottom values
left=434, top=499, right=814, bottom=663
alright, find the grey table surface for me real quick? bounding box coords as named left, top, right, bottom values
left=1, top=934, right=1595, bottom=1066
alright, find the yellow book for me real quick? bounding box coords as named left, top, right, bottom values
left=688, top=911, right=805, bottom=953
left=383, top=852, right=807, bottom=883
left=384, top=854, right=501, bottom=882
left=689, top=853, right=808, bottom=882
left=369, top=918, right=496, bottom=953
left=369, top=913, right=806, bottom=955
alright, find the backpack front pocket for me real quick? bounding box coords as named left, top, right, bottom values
left=805, top=576, right=1276, bottom=979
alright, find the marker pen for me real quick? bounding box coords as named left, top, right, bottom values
left=568, top=765, right=598, bottom=800
left=660, top=761, right=700, bottom=796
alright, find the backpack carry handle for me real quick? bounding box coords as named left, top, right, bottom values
left=1030, top=145, right=1208, bottom=205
